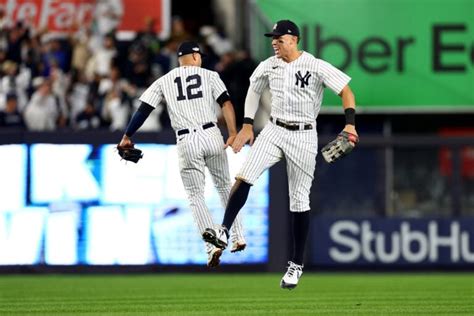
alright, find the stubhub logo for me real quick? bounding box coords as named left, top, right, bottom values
left=328, top=220, right=474, bottom=264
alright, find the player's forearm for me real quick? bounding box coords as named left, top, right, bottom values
left=243, top=87, right=261, bottom=125
left=339, top=85, right=356, bottom=127
left=339, top=85, right=356, bottom=110
left=221, top=101, right=237, bottom=135
left=124, top=102, right=154, bottom=137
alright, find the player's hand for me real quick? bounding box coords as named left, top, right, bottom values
left=224, top=135, right=236, bottom=149
left=118, top=135, right=133, bottom=148
left=342, top=124, right=358, bottom=145
left=232, top=124, right=254, bottom=153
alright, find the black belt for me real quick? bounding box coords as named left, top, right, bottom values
left=177, top=122, right=215, bottom=136
left=271, top=117, right=313, bottom=131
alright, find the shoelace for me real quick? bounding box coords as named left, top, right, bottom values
left=219, top=226, right=229, bottom=239
left=287, top=262, right=301, bottom=277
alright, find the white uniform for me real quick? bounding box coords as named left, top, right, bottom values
left=140, top=66, right=245, bottom=252
left=238, top=52, right=351, bottom=212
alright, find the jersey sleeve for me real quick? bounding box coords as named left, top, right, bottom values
left=210, top=71, right=228, bottom=100
left=249, top=61, right=269, bottom=94
left=317, top=60, right=351, bottom=95
left=139, top=79, right=164, bottom=108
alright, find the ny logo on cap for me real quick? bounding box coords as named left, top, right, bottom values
left=273, top=23, right=277, bottom=30
left=193, top=47, right=199, bottom=51
left=295, top=71, right=311, bottom=88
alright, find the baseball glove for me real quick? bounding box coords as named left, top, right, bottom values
left=117, top=144, right=143, bottom=163
left=321, top=131, right=359, bottom=163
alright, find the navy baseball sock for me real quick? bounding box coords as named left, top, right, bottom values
left=222, top=180, right=251, bottom=231
left=291, top=211, right=310, bottom=265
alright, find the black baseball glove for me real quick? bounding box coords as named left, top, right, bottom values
left=117, top=144, right=143, bottom=163
left=321, top=131, right=359, bottom=163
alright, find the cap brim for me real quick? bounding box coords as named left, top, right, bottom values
left=264, top=31, right=284, bottom=37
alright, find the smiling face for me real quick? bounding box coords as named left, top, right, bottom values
left=271, top=34, right=298, bottom=61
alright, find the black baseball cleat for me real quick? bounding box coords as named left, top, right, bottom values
left=202, top=227, right=229, bottom=249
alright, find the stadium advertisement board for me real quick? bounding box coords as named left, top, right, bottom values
left=0, top=144, right=269, bottom=266
left=311, top=217, right=474, bottom=266
left=0, top=0, right=170, bottom=38
left=256, top=0, right=474, bottom=112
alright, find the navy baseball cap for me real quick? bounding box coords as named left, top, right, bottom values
left=264, top=20, right=300, bottom=38
left=177, top=41, right=206, bottom=57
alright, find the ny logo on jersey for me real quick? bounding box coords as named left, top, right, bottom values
left=295, top=71, right=311, bottom=88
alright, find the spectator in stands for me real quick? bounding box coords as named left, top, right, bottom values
left=200, top=25, right=233, bottom=57
left=0, top=8, right=12, bottom=32
left=0, top=60, right=30, bottom=112
left=0, top=93, right=24, bottom=128
left=40, top=37, right=69, bottom=76
left=0, top=9, right=11, bottom=50
left=23, top=78, right=64, bottom=131
left=67, top=70, right=91, bottom=126
left=170, top=16, right=191, bottom=43
left=153, top=39, right=179, bottom=77
left=91, top=0, right=123, bottom=50
left=217, top=50, right=256, bottom=127
left=124, top=43, right=152, bottom=89
left=70, top=26, right=92, bottom=74
left=134, top=17, right=161, bottom=55
left=75, top=100, right=101, bottom=130
left=49, top=59, right=70, bottom=123
left=22, top=33, right=43, bottom=79
left=6, top=22, right=29, bottom=64
left=86, top=33, right=117, bottom=80
left=99, top=66, right=134, bottom=131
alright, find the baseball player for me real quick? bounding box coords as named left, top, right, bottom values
left=118, top=41, right=246, bottom=267
left=203, top=20, right=358, bottom=288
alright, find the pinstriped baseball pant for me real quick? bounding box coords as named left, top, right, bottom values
left=177, top=125, right=245, bottom=252
left=237, top=121, right=318, bottom=212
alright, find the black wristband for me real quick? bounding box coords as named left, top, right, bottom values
left=243, top=117, right=254, bottom=125
left=344, top=108, right=355, bottom=126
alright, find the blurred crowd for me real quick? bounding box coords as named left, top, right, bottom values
left=0, top=7, right=257, bottom=132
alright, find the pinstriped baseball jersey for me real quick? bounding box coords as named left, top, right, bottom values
left=237, top=51, right=351, bottom=212
left=139, top=64, right=245, bottom=255
left=139, top=66, right=227, bottom=130
left=250, top=51, right=351, bottom=123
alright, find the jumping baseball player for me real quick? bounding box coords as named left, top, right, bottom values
left=203, top=20, right=358, bottom=288
left=118, top=41, right=246, bottom=267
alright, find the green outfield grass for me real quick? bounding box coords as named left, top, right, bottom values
left=0, top=273, right=472, bottom=315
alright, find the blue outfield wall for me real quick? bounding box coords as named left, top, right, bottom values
left=310, top=217, right=474, bottom=267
